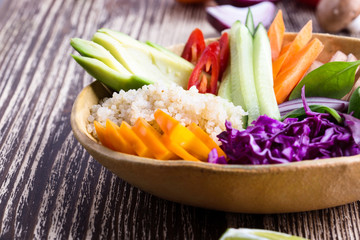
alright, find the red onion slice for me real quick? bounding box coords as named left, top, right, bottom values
left=278, top=97, right=349, bottom=117
left=206, top=2, right=277, bottom=32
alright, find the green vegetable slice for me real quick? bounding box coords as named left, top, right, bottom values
left=289, top=60, right=360, bottom=100
left=348, top=86, right=360, bottom=119
left=219, top=228, right=308, bottom=240
left=230, top=21, right=247, bottom=127
left=230, top=21, right=260, bottom=127
left=70, top=38, right=131, bottom=76
left=245, top=9, right=255, bottom=36
left=217, top=65, right=232, bottom=101
left=98, top=28, right=194, bottom=88
left=253, top=24, right=280, bottom=120
left=71, top=55, right=152, bottom=91
left=281, top=104, right=342, bottom=123
left=145, top=40, right=193, bottom=67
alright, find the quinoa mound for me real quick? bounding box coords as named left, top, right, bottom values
left=87, top=83, right=246, bottom=142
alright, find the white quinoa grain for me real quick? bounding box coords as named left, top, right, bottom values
left=87, top=83, right=246, bottom=143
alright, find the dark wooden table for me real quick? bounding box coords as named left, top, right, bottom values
left=1, top=0, right=360, bottom=239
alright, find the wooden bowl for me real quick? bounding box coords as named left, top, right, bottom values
left=71, top=33, right=360, bottom=213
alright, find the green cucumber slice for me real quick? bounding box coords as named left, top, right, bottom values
left=245, top=9, right=255, bottom=36
left=218, top=66, right=232, bottom=101
left=253, top=24, right=280, bottom=120
left=230, top=21, right=260, bottom=126
left=230, top=21, right=245, bottom=107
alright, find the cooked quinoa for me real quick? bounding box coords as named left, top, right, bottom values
left=87, top=83, right=246, bottom=142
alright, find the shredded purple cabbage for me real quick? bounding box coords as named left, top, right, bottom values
left=210, top=87, right=360, bottom=165
left=208, top=148, right=227, bottom=164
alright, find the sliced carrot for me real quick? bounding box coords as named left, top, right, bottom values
left=105, top=119, right=136, bottom=155
left=273, top=20, right=313, bottom=79
left=279, top=42, right=291, bottom=56
left=268, top=10, right=285, bottom=61
left=154, top=109, right=211, bottom=161
left=274, top=38, right=324, bottom=104
left=161, top=134, right=201, bottom=162
left=282, top=20, right=313, bottom=66
left=272, top=51, right=289, bottom=80
left=94, top=121, right=114, bottom=149
left=187, top=122, right=226, bottom=158
left=119, top=121, right=154, bottom=158
left=153, top=109, right=179, bottom=135
left=170, top=124, right=211, bottom=161
left=132, top=118, right=177, bottom=160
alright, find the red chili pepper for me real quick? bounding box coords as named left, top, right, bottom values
left=187, top=41, right=220, bottom=94
left=181, top=28, right=206, bottom=65
left=218, top=32, right=230, bottom=80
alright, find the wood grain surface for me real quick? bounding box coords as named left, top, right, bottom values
left=1, top=0, right=360, bottom=239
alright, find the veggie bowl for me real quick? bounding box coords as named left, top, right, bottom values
left=71, top=33, right=360, bottom=214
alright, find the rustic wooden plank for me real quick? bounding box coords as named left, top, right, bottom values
left=0, top=0, right=360, bottom=239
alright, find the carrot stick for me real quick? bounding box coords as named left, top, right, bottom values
left=272, top=51, right=289, bottom=80
left=274, top=38, right=324, bottom=104
left=272, top=20, right=313, bottom=79
left=283, top=21, right=313, bottom=65
left=268, top=10, right=285, bottom=61
left=279, top=42, right=290, bottom=56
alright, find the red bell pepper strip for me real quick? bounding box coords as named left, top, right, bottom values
left=187, top=41, right=220, bottom=94
left=218, top=32, right=230, bottom=80
left=181, top=28, right=206, bottom=65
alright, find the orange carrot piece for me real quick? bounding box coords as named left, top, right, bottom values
left=161, top=134, right=201, bottom=162
left=268, top=10, right=285, bottom=61
left=272, top=51, right=289, bottom=80
left=132, top=118, right=177, bottom=160
left=187, top=122, right=226, bottom=158
left=105, top=119, right=136, bottom=155
left=273, top=20, right=313, bottom=79
left=154, top=109, right=211, bottom=161
left=274, top=38, right=324, bottom=104
left=119, top=121, right=154, bottom=158
left=279, top=42, right=291, bottom=56
left=153, top=109, right=179, bottom=135
left=94, top=121, right=114, bottom=149
left=282, top=21, right=313, bottom=66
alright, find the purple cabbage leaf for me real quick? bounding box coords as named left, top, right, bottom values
left=210, top=87, right=360, bottom=165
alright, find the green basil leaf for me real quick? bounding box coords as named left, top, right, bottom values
left=348, top=86, right=360, bottom=119
left=282, top=104, right=342, bottom=123
left=289, top=60, right=360, bottom=100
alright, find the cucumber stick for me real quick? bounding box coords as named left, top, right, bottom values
left=218, top=65, right=232, bottom=101
left=253, top=24, right=280, bottom=120
left=245, top=9, right=255, bottom=36
left=230, top=21, right=244, bottom=107
left=230, top=21, right=260, bottom=125
left=230, top=22, right=247, bottom=126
